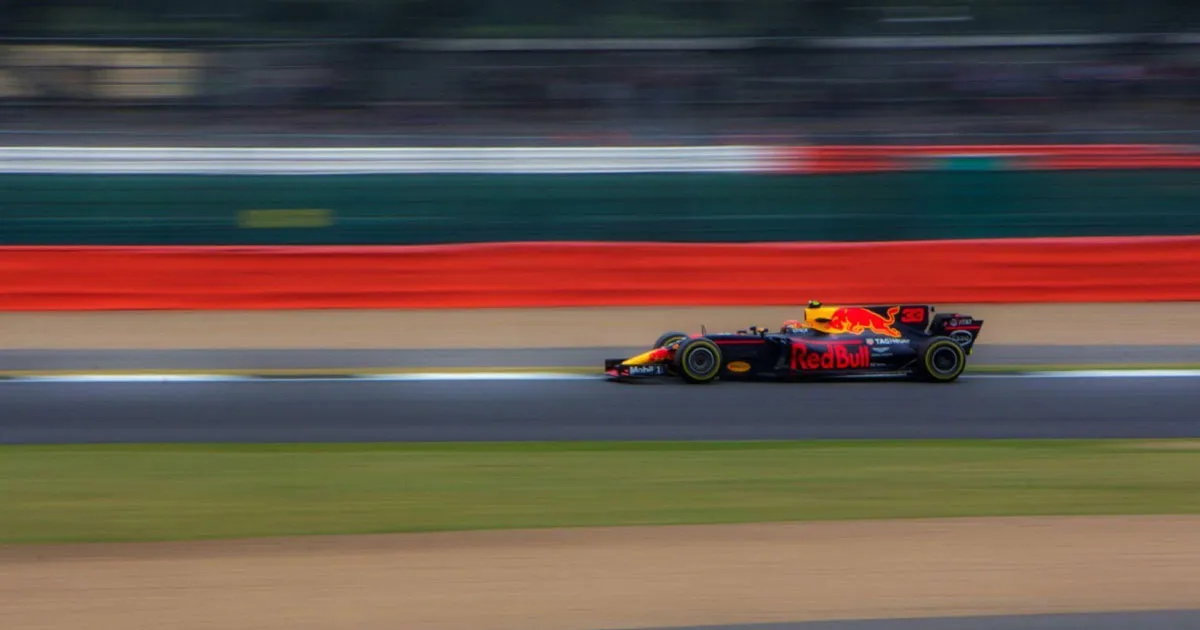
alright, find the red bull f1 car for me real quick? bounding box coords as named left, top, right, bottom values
left=604, top=301, right=983, bottom=384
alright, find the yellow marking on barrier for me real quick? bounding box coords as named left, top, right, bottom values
left=237, top=209, right=333, bottom=229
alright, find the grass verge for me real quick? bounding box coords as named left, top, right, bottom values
left=2, top=440, right=1199, bottom=544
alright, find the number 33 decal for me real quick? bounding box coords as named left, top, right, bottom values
left=900, top=307, right=925, bottom=324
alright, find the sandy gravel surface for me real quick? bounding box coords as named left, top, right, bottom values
left=2, top=303, right=1199, bottom=349
left=2, top=516, right=1198, bottom=630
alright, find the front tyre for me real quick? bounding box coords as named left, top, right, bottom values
left=675, top=338, right=722, bottom=384
left=914, top=337, right=967, bottom=382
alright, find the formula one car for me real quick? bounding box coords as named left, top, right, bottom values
left=604, top=301, right=983, bottom=384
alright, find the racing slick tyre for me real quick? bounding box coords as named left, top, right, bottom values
left=674, top=338, right=722, bottom=384
left=654, top=331, right=689, bottom=348
left=913, top=337, right=967, bottom=382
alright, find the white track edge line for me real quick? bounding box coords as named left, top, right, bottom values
left=978, top=369, right=1200, bottom=378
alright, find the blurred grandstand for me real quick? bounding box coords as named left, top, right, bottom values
left=1, top=0, right=1199, bottom=146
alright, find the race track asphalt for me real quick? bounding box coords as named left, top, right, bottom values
left=2, top=372, right=1198, bottom=444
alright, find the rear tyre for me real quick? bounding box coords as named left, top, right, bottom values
left=674, top=338, right=722, bottom=384
left=654, top=331, right=689, bottom=348
left=914, top=337, right=967, bottom=382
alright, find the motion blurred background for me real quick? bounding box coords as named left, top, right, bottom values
left=2, top=0, right=1199, bottom=147
left=4, top=11, right=1200, bottom=629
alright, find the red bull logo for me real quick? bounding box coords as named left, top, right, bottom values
left=791, top=343, right=870, bottom=371
left=825, top=306, right=902, bottom=338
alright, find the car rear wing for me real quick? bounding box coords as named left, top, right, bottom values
left=931, top=313, right=984, bottom=353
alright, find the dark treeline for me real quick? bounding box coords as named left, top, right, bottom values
left=1, top=0, right=1197, bottom=40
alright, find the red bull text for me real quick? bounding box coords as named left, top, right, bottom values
left=825, top=306, right=902, bottom=338
left=791, top=342, right=870, bottom=371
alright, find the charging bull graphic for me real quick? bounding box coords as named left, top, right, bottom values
left=825, top=306, right=902, bottom=338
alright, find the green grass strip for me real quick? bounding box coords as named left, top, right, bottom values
left=2, top=440, right=1199, bottom=544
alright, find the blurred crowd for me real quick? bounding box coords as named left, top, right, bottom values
left=1, top=0, right=1199, bottom=145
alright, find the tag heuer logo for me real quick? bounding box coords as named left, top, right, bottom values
left=866, top=338, right=875, bottom=345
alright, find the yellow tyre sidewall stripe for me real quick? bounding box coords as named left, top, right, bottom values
left=680, top=339, right=722, bottom=381
left=924, top=339, right=966, bottom=381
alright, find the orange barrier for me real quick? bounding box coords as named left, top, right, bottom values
left=1, top=236, right=1199, bottom=310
